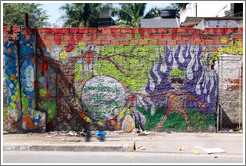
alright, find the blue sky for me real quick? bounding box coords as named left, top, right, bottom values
left=40, top=3, right=171, bottom=25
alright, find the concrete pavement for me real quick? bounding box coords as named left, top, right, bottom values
left=3, top=130, right=244, bottom=155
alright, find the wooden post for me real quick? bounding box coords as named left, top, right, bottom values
left=24, top=13, right=28, bottom=28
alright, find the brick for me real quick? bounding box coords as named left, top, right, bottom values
left=172, top=34, right=182, bottom=40
left=51, top=28, right=62, bottom=34
left=111, top=40, right=120, bottom=45
left=96, top=34, right=107, bottom=39
left=91, top=33, right=96, bottom=39
left=64, top=34, right=71, bottom=40
left=36, top=28, right=42, bottom=34
left=148, top=40, right=157, bottom=45
left=100, top=28, right=111, bottom=34
left=144, top=34, right=152, bottom=39
left=41, top=28, right=51, bottom=34
left=204, top=40, right=214, bottom=45
left=91, top=40, right=102, bottom=45
left=120, top=40, right=130, bottom=45
left=60, top=28, right=69, bottom=34
left=115, top=34, right=125, bottom=39
left=177, top=28, right=187, bottom=33
left=158, top=28, right=168, bottom=33
left=224, top=28, right=234, bottom=33
left=181, top=34, right=193, bottom=40
left=121, top=28, right=131, bottom=34
left=54, top=34, right=64, bottom=40
left=45, top=34, right=54, bottom=40
left=78, top=28, right=88, bottom=33
left=69, top=39, right=76, bottom=45
left=168, top=28, right=178, bottom=33
left=154, top=34, right=165, bottom=39
left=60, top=40, right=69, bottom=46
left=234, top=34, right=243, bottom=40
left=76, top=34, right=83, bottom=40
left=109, top=28, right=121, bottom=34
left=148, top=28, right=158, bottom=34
left=157, top=40, right=167, bottom=45
left=101, top=40, right=111, bottom=45
left=12, top=26, right=20, bottom=32
left=87, top=28, right=97, bottom=33
left=214, top=28, right=225, bottom=34
left=139, top=40, right=148, bottom=45
left=177, top=40, right=187, bottom=45
left=37, top=34, right=46, bottom=40
left=125, top=34, right=134, bottom=39
left=106, top=34, right=115, bottom=39
left=130, top=40, right=139, bottom=45
left=70, top=28, right=78, bottom=33
left=167, top=40, right=177, bottom=45
left=186, top=40, right=196, bottom=45
left=238, top=27, right=243, bottom=33
left=185, top=28, right=196, bottom=33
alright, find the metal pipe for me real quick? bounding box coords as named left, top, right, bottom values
left=216, top=59, right=220, bottom=132
left=16, top=33, right=23, bottom=131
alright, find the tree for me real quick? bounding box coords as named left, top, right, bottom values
left=167, top=3, right=189, bottom=11
left=3, top=3, right=50, bottom=27
left=112, top=3, right=164, bottom=28
left=60, top=3, right=114, bottom=27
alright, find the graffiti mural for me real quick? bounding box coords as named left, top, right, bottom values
left=6, top=27, right=243, bottom=132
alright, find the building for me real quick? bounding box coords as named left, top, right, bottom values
left=140, top=9, right=180, bottom=28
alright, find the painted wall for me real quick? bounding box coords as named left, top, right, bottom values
left=3, top=26, right=243, bottom=132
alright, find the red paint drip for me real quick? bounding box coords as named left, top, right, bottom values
left=130, top=28, right=137, bottom=38
left=26, top=29, right=30, bottom=35
left=110, top=28, right=118, bottom=38
left=83, top=52, right=93, bottom=64
left=39, top=58, right=49, bottom=76
left=127, top=96, right=136, bottom=105
left=139, top=28, right=147, bottom=38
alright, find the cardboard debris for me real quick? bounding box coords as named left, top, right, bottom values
left=195, top=146, right=226, bottom=154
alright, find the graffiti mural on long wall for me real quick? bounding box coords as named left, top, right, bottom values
left=32, top=41, right=218, bottom=132
left=5, top=28, right=243, bottom=132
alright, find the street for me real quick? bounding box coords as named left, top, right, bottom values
left=3, top=151, right=243, bottom=164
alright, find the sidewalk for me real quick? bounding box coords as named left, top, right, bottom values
left=3, top=130, right=244, bottom=155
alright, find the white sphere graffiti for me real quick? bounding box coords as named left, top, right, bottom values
left=81, top=75, right=127, bottom=121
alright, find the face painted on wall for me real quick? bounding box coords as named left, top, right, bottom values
left=168, top=76, right=185, bottom=92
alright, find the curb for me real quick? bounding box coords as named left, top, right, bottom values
left=3, top=143, right=135, bottom=152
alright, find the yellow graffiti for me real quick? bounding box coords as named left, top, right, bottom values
left=39, top=89, right=47, bottom=97
left=97, top=121, right=103, bottom=126
left=60, top=51, right=67, bottom=59
left=127, top=109, right=131, bottom=114
left=221, top=36, right=228, bottom=44
left=11, top=95, right=16, bottom=101
left=77, top=42, right=86, bottom=50
left=83, top=116, right=92, bottom=122
left=72, top=49, right=77, bottom=53
left=119, top=108, right=127, bottom=118
left=10, top=102, right=16, bottom=109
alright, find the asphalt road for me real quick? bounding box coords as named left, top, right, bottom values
left=3, top=151, right=244, bottom=164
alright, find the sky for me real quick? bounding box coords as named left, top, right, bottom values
left=40, top=2, right=171, bottom=26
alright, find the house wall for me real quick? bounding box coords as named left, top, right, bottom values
left=3, top=26, right=243, bottom=132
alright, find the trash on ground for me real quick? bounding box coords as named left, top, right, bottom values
left=195, top=146, right=226, bottom=154
left=95, top=131, right=106, bottom=141
left=193, top=151, right=199, bottom=155
left=179, top=147, right=184, bottom=151
left=138, top=146, right=146, bottom=150
left=213, top=155, right=218, bottom=158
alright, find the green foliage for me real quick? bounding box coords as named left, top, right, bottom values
left=112, top=3, right=165, bottom=27
left=137, top=106, right=164, bottom=130
left=3, top=109, right=8, bottom=119
left=96, top=45, right=162, bottom=92
left=60, top=3, right=114, bottom=27
left=163, top=112, right=188, bottom=131
left=3, top=3, right=49, bottom=27
left=218, top=40, right=243, bottom=55
left=169, top=68, right=186, bottom=78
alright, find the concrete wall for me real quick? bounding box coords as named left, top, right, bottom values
left=3, top=26, right=243, bottom=132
